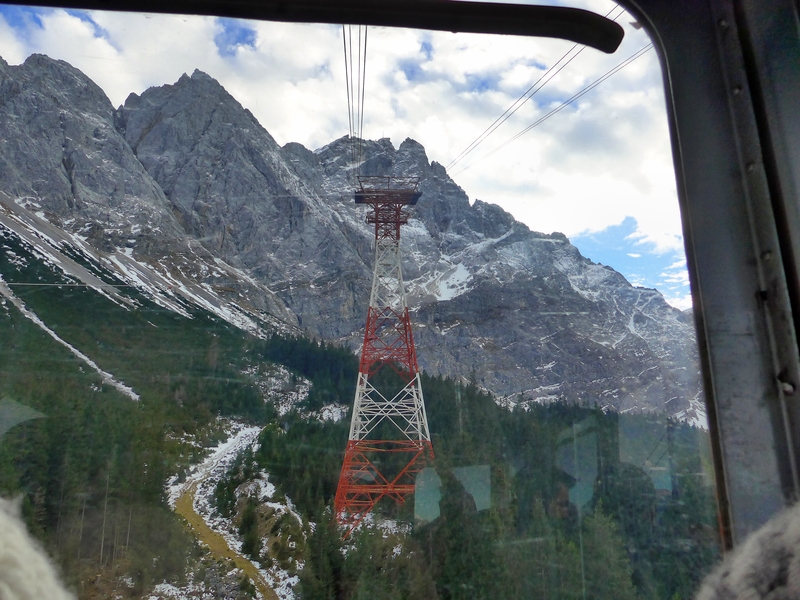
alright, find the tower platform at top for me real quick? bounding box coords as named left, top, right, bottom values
left=354, top=176, right=421, bottom=205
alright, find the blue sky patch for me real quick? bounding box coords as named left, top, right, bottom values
left=399, top=58, right=425, bottom=83
left=529, top=58, right=547, bottom=71
left=0, top=5, right=44, bottom=34
left=466, top=74, right=497, bottom=93
left=571, top=217, right=688, bottom=301
left=214, top=18, right=257, bottom=57
left=314, top=61, right=332, bottom=79
left=0, top=6, right=117, bottom=48
left=65, top=9, right=108, bottom=39
left=534, top=87, right=583, bottom=111
left=451, top=71, right=501, bottom=95
left=420, top=39, right=433, bottom=61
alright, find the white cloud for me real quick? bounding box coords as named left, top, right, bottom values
left=0, top=15, right=27, bottom=64
left=0, top=1, right=686, bottom=275
left=666, top=258, right=687, bottom=270
left=660, top=269, right=690, bottom=285
left=663, top=293, right=693, bottom=311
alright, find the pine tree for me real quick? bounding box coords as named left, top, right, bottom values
left=427, top=471, right=499, bottom=600
left=299, top=506, right=345, bottom=600
left=582, top=504, right=638, bottom=600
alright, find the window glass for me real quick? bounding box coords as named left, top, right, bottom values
left=0, top=2, right=719, bottom=598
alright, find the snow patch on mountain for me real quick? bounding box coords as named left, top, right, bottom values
left=0, top=275, right=140, bottom=401
left=166, top=420, right=301, bottom=600
left=408, top=260, right=473, bottom=302
left=2, top=192, right=293, bottom=337
left=244, top=363, right=311, bottom=416
left=674, top=391, right=709, bottom=430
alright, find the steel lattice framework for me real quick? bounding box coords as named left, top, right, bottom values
left=335, top=176, right=434, bottom=535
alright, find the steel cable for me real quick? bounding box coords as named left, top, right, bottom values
left=446, top=5, right=624, bottom=172
left=452, top=44, right=653, bottom=176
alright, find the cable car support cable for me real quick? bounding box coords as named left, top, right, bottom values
left=342, top=24, right=368, bottom=183
left=452, top=43, right=653, bottom=176
left=446, top=4, right=624, bottom=172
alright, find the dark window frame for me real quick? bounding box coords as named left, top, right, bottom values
left=4, top=0, right=798, bottom=550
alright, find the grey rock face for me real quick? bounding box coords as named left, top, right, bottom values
left=0, top=54, right=174, bottom=247
left=116, top=71, right=372, bottom=338
left=0, top=54, right=702, bottom=418
left=0, top=54, right=295, bottom=326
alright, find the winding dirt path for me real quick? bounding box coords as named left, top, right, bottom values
left=176, top=480, right=278, bottom=600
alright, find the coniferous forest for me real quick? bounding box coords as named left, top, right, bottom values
left=248, top=377, right=718, bottom=600
left=0, top=229, right=719, bottom=599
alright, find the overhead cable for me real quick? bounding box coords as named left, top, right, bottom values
left=360, top=27, right=368, bottom=167
left=343, top=27, right=353, bottom=147
left=446, top=5, right=624, bottom=172
left=452, top=43, right=653, bottom=176
left=342, top=24, right=368, bottom=184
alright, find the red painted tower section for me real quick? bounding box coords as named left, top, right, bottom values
left=335, top=176, right=434, bottom=535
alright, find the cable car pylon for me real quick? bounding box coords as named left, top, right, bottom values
left=334, top=175, right=434, bottom=536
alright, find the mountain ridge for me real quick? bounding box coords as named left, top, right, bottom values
left=0, top=53, right=704, bottom=423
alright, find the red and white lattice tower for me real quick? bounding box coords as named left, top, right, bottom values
left=335, top=175, right=434, bottom=534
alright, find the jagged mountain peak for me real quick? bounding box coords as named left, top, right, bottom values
left=190, top=68, right=215, bottom=81
left=15, top=53, right=112, bottom=114
left=0, top=53, right=296, bottom=330
left=0, top=53, right=703, bottom=420
left=0, top=52, right=169, bottom=228
left=119, top=68, right=273, bottom=155
left=469, top=199, right=519, bottom=239
left=310, top=132, right=474, bottom=241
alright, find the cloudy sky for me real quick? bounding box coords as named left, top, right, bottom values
left=0, top=0, right=691, bottom=309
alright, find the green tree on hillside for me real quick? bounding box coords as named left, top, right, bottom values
left=343, top=528, right=438, bottom=600
left=583, top=504, right=639, bottom=600
left=498, top=497, right=583, bottom=599
left=300, top=506, right=346, bottom=600
left=421, top=471, right=500, bottom=600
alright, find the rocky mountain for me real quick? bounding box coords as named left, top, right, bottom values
left=0, top=54, right=296, bottom=331
left=0, top=53, right=704, bottom=423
